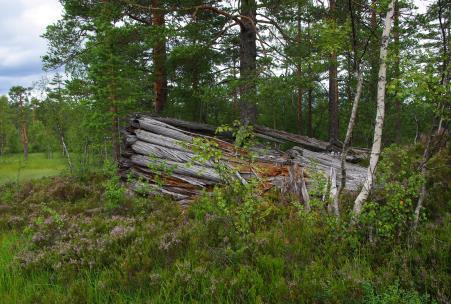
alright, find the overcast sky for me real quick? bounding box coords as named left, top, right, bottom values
left=0, top=0, right=62, bottom=95
left=0, top=0, right=431, bottom=96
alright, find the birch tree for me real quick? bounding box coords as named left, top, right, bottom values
left=353, top=0, right=396, bottom=217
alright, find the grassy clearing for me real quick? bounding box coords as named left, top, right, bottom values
left=0, top=153, right=66, bottom=184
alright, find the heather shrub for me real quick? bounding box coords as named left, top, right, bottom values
left=0, top=171, right=448, bottom=303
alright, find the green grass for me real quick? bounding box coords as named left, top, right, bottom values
left=0, top=232, right=69, bottom=303
left=0, top=153, right=66, bottom=184
left=0, top=145, right=448, bottom=303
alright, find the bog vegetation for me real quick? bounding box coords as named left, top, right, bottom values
left=0, top=0, right=449, bottom=303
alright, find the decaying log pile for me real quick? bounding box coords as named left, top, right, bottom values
left=120, top=114, right=367, bottom=204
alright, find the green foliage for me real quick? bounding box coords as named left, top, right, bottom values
left=216, top=121, right=256, bottom=149
left=0, top=174, right=448, bottom=303
left=359, top=145, right=426, bottom=240
left=146, top=155, right=177, bottom=188
left=102, top=161, right=125, bottom=210
left=193, top=178, right=264, bottom=237
left=190, top=137, right=223, bottom=165
left=363, top=281, right=435, bottom=304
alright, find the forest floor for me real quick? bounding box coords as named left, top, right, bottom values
left=0, top=153, right=66, bottom=184
left=0, top=170, right=448, bottom=303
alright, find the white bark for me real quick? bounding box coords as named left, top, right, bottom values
left=329, top=167, right=338, bottom=217
left=300, top=167, right=311, bottom=212
left=332, top=71, right=364, bottom=217
left=61, top=135, right=73, bottom=173
left=353, top=0, right=395, bottom=217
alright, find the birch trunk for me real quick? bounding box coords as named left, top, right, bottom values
left=332, top=71, right=363, bottom=216
left=61, top=134, right=73, bottom=173
left=353, top=0, right=395, bottom=217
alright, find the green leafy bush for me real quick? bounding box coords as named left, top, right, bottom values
left=359, top=145, right=425, bottom=240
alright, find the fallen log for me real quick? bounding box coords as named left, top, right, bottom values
left=120, top=114, right=368, bottom=203
left=151, top=116, right=369, bottom=161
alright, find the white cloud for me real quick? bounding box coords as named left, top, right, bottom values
left=0, top=0, right=62, bottom=95
left=0, top=0, right=435, bottom=96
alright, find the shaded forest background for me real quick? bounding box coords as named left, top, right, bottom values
left=0, top=0, right=447, bottom=165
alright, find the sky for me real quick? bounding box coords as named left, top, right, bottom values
left=0, top=0, right=62, bottom=95
left=0, top=0, right=431, bottom=96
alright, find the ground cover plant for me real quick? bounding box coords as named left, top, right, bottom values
left=0, top=144, right=449, bottom=303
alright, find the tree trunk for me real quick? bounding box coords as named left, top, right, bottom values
left=297, top=72, right=303, bottom=134
left=111, top=105, right=121, bottom=162
left=333, top=71, right=363, bottom=216
left=437, top=0, right=449, bottom=135
left=61, top=134, right=73, bottom=172
left=331, top=0, right=364, bottom=217
left=152, top=0, right=168, bottom=114
left=353, top=0, right=395, bottom=217
left=22, top=128, right=28, bottom=161
left=328, top=0, right=339, bottom=144
left=18, top=96, right=28, bottom=161
left=366, top=0, right=379, bottom=149
left=414, top=0, right=449, bottom=228
left=413, top=130, right=432, bottom=230
left=393, top=0, right=401, bottom=143
left=307, top=88, right=313, bottom=137
left=296, top=7, right=303, bottom=134
left=239, top=0, right=257, bottom=125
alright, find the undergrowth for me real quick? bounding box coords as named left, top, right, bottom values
left=0, top=145, right=449, bottom=303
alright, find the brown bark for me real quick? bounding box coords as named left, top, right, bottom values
left=296, top=7, right=303, bottom=134
left=111, top=105, right=120, bottom=162
left=328, top=0, right=339, bottom=144
left=369, top=0, right=379, bottom=106
left=18, top=95, right=28, bottom=160
left=152, top=0, right=168, bottom=114
left=297, top=70, right=303, bottom=134
left=307, top=88, right=313, bottom=137
left=239, top=0, right=257, bottom=125
left=437, top=0, right=449, bottom=135
left=329, top=51, right=339, bottom=143
left=21, top=125, right=28, bottom=161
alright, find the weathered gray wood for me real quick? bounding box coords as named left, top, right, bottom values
left=128, top=181, right=191, bottom=200
left=154, top=116, right=286, bottom=144
left=154, top=117, right=217, bottom=133
left=288, top=147, right=366, bottom=191
left=130, top=154, right=222, bottom=183
left=134, top=129, right=190, bottom=153
left=124, top=134, right=137, bottom=147
left=151, top=115, right=368, bottom=159
left=131, top=140, right=215, bottom=168
left=133, top=117, right=193, bottom=142
left=300, top=168, right=311, bottom=211
left=121, top=115, right=368, bottom=202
